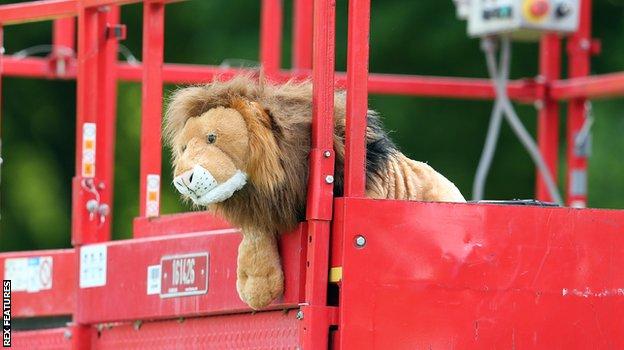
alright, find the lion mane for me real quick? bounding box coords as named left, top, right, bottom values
left=165, top=75, right=399, bottom=234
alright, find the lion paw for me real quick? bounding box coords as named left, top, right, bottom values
left=236, top=235, right=284, bottom=309
left=237, top=266, right=284, bottom=309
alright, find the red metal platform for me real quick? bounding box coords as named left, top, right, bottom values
left=335, top=199, right=624, bottom=349
left=2, top=0, right=624, bottom=349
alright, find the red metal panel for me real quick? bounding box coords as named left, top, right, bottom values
left=0, top=250, right=75, bottom=317
left=133, top=212, right=232, bottom=238
left=292, top=0, right=313, bottom=70
left=77, top=226, right=306, bottom=323
left=536, top=34, right=560, bottom=202
left=566, top=0, right=592, bottom=208
left=260, top=0, right=282, bottom=75
left=337, top=198, right=624, bottom=349
left=12, top=328, right=71, bottom=350
left=93, top=311, right=300, bottom=349
left=344, top=0, right=370, bottom=198
left=0, top=0, right=76, bottom=25
left=139, top=1, right=165, bottom=218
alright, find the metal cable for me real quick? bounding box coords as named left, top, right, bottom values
left=472, top=36, right=564, bottom=205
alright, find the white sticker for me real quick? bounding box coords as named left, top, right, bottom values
left=4, top=256, right=53, bottom=293
left=146, top=265, right=162, bottom=295
left=82, top=123, right=96, bottom=178
left=145, top=174, right=160, bottom=217
left=79, top=244, right=107, bottom=288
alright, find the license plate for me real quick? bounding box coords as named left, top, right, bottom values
left=160, top=253, right=209, bottom=298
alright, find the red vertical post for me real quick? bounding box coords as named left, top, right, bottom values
left=139, top=0, right=165, bottom=220
left=72, top=5, right=100, bottom=246
left=260, top=0, right=282, bottom=76
left=344, top=0, right=371, bottom=198
left=52, top=17, right=75, bottom=77
left=301, top=0, right=336, bottom=348
left=95, top=5, right=120, bottom=240
left=292, top=0, right=313, bottom=70
left=72, top=5, right=105, bottom=350
left=53, top=18, right=75, bottom=52
left=536, top=34, right=561, bottom=202
left=566, top=0, right=592, bottom=207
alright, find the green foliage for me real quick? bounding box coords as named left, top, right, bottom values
left=1, top=0, right=623, bottom=251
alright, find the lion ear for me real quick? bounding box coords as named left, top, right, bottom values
left=231, top=98, right=286, bottom=192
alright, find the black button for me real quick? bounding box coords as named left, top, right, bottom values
left=556, top=3, right=572, bottom=18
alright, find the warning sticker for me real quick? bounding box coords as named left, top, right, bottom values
left=146, top=265, right=161, bottom=295
left=145, top=174, right=160, bottom=218
left=3, top=256, right=53, bottom=293
left=82, top=123, right=96, bottom=178
left=79, top=244, right=107, bottom=288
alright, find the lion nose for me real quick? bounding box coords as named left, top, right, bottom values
left=181, top=172, right=193, bottom=187
left=173, top=165, right=218, bottom=198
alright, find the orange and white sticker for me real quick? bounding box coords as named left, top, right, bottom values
left=146, top=174, right=160, bottom=217
left=82, top=123, right=96, bottom=178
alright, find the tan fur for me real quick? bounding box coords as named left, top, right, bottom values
left=165, top=75, right=465, bottom=309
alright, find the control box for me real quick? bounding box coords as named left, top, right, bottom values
left=466, top=0, right=580, bottom=39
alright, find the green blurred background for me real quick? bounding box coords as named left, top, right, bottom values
left=1, top=0, right=623, bottom=251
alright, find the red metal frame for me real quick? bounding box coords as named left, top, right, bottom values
left=260, top=0, right=282, bottom=76
left=566, top=0, right=593, bottom=208
left=2, top=0, right=624, bottom=349
left=536, top=34, right=560, bottom=202
left=138, top=0, right=164, bottom=219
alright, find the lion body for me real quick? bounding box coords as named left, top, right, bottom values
left=166, top=75, right=464, bottom=234
left=165, top=75, right=464, bottom=309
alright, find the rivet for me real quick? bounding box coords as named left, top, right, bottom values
left=354, top=235, right=366, bottom=248
left=296, top=310, right=304, bottom=320
left=323, top=150, right=331, bottom=158
left=325, top=175, right=334, bottom=184
left=63, top=329, right=72, bottom=340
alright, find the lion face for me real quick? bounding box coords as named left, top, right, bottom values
left=172, top=106, right=251, bottom=205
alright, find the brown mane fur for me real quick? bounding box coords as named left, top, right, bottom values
left=165, top=75, right=388, bottom=235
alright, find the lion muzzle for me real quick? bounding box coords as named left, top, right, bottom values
left=173, top=164, right=247, bottom=205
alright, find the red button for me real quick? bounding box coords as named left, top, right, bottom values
left=530, top=0, right=550, bottom=18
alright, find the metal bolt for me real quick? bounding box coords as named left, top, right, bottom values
left=86, top=199, right=99, bottom=213
left=63, top=329, right=72, bottom=340
left=98, top=203, right=110, bottom=216
left=323, top=150, right=331, bottom=158
left=354, top=235, right=366, bottom=248
left=296, top=310, right=304, bottom=320
left=325, top=175, right=334, bottom=184
left=534, top=100, right=544, bottom=110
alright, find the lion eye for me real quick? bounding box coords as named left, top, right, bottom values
left=207, top=133, right=217, bottom=144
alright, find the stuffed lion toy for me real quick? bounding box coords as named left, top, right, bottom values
left=165, top=75, right=465, bottom=309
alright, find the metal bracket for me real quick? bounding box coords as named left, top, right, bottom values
left=106, top=24, right=127, bottom=40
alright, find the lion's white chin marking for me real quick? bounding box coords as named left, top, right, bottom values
left=173, top=165, right=247, bottom=205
